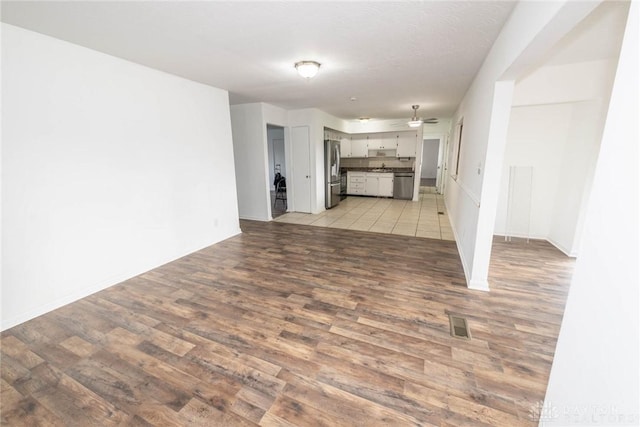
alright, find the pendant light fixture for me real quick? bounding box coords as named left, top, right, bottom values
left=295, top=60, right=321, bottom=79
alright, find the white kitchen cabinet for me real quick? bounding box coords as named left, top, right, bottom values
left=360, top=172, right=394, bottom=197
left=381, top=133, right=399, bottom=150
left=351, top=135, right=368, bottom=157
left=366, top=133, right=397, bottom=150
left=364, top=175, right=379, bottom=195
left=378, top=174, right=394, bottom=197
left=347, top=171, right=394, bottom=197
left=347, top=171, right=365, bottom=195
left=340, top=136, right=351, bottom=158
left=366, top=133, right=382, bottom=149
left=397, top=132, right=417, bottom=157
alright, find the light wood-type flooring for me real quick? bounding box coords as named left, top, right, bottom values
left=1, top=220, right=573, bottom=426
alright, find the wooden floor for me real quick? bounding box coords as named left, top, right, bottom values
left=1, top=220, right=573, bottom=426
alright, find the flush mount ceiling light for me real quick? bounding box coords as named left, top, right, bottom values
left=295, top=60, right=321, bottom=79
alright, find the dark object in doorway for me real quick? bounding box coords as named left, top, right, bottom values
left=274, top=176, right=287, bottom=208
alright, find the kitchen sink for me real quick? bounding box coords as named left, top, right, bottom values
left=369, top=168, right=393, bottom=172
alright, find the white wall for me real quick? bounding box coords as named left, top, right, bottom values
left=420, top=139, right=440, bottom=179
left=495, top=60, right=618, bottom=256
left=231, top=103, right=289, bottom=220
left=288, top=108, right=349, bottom=213
left=494, top=103, right=571, bottom=240
left=1, top=24, right=241, bottom=329
left=231, top=105, right=346, bottom=218
left=444, top=1, right=600, bottom=290
left=230, top=103, right=270, bottom=221
left=543, top=3, right=638, bottom=423
left=547, top=100, right=605, bottom=255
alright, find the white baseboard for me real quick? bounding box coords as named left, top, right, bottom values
left=494, top=232, right=577, bottom=258
left=239, top=215, right=270, bottom=221
left=1, top=279, right=120, bottom=331
left=546, top=237, right=578, bottom=257
left=1, top=231, right=242, bottom=331
left=468, top=279, right=490, bottom=292
left=493, top=231, right=547, bottom=240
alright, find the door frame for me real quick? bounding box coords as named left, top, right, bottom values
left=422, top=133, right=446, bottom=194
left=265, top=123, right=290, bottom=220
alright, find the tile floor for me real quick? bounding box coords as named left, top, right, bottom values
left=274, top=186, right=454, bottom=240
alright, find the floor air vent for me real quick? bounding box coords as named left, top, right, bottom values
left=438, top=211, right=444, bottom=215
left=449, top=314, right=471, bottom=339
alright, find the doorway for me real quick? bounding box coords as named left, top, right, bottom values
left=267, top=124, right=287, bottom=218
left=420, top=138, right=440, bottom=188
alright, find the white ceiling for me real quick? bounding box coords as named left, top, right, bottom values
left=542, top=1, right=629, bottom=67
left=1, top=1, right=519, bottom=121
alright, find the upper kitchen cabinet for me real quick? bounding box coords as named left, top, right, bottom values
left=397, top=131, right=418, bottom=157
left=351, top=135, right=368, bottom=158
left=340, top=136, right=352, bottom=158
left=380, top=133, right=399, bottom=150
left=366, top=133, right=382, bottom=149
left=366, top=133, right=397, bottom=150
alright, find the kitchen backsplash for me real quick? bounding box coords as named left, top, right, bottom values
left=341, top=157, right=415, bottom=170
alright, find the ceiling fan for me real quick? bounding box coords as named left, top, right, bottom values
left=407, top=105, right=438, bottom=127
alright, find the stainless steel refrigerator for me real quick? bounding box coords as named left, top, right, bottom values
left=325, top=139, right=341, bottom=209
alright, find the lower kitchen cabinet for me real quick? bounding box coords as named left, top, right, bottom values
left=347, top=171, right=393, bottom=197
left=378, top=175, right=394, bottom=197
left=347, top=171, right=365, bottom=195
left=365, top=175, right=379, bottom=195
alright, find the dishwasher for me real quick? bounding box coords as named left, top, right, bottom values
left=393, top=172, right=414, bottom=200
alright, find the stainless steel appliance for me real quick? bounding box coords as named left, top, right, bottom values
left=393, top=172, right=414, bottom=200
left=325, top=140, right=341, bottom=209
left=340, top=174, right=347, bottom=200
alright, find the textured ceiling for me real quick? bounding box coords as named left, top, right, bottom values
left=1, top=1, right=517, bottom=121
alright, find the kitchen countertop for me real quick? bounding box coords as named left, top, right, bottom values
left=341, top=167, right=414, bottom=173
